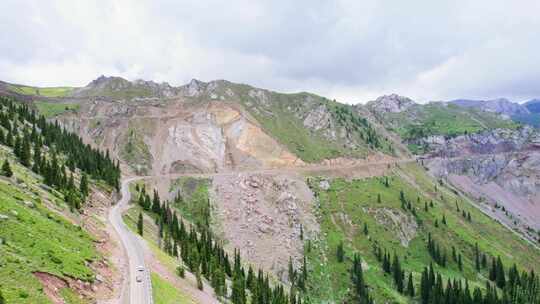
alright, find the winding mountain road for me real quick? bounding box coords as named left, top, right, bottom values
left=109, top=177, right=153, bottom=304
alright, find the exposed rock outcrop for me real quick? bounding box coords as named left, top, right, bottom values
left=71, top=75, right=179, bottom=99
left=417, top=126, right=537, bottom=158
left=367, top=94, right=416, bottom=113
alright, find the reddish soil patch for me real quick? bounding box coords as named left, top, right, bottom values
left=34, top=272, right=69, bottom=304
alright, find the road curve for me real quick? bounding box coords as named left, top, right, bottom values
left=109, top=177, right=153, bottom=304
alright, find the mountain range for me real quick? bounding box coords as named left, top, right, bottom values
left=0, top=75, right=539, bottom=304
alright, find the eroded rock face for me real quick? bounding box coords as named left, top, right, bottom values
left=58, top=99, right=303, bottom=175
left=421, top=126, right=540, bottom=235
left=366, top=207, right=418, bottom=247
left=303, top=104, right=332, bottom=131
left=419, top=127, right=536, bottom=158
left=367, top=94, right=416, bottom=113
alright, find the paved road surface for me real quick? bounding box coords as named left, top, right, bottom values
left=109, top=177, right=153, bottom=304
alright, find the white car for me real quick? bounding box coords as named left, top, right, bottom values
left=137, top=266, right=145, bottom=272
left=136, top=275, right=143, bottom=283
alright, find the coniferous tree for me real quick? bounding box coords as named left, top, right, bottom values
left=352, top=253, right=373, bottom=303
left=196, top=270, right=204, bottom=290
left=80, top=173, right=89, bottom=197
left=288, top=256, right=295, bottom=283
left=363, top=223, right=369, bottom=235
left=495, top=256, right=506, bottom=288
left=20, top=136, right=31, bottom=167
left=137, top=212, right=144, bottom=236
left=1, top=159, right=13, bottom=177
left=337, top=240, right=345, bottom=262
left=231, top=270, right=246, bottom=304
left=400, top=190, right=407, bottom=210
left=474, top=242, right=480, bottom=271
left=152, top=190, right=161, bottom=214
left=176, top=265, right=185, bottom=278
left=407, top=272, right=415, bottom=297
left=392, top=253, right=404, bottom=293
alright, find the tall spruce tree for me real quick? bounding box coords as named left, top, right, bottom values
left=392, top=253, right=404, bottom=293
left=80, top=173, right=89, bottom=197
left=337, top=240, right=345, bottom=262
left=407, top=272, right=415, bottom=296
left=137, top=212, right=144, bottom=236
left=1, top=159, right=13, bottom=177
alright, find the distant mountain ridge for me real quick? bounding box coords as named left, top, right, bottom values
left=448, top=98, right=530, bottom=116
left=525, top=99, right=540, bottom=113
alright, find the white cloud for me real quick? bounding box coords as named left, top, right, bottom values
left=1, top=0, right=539, bottom=103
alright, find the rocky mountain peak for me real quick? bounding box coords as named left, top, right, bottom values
left=72, top=75, right=179, bottom=99
left=367, top=94, right=416, bottom=113
left=181, top=78, right=208, bottom=97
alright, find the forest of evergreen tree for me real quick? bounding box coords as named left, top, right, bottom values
left=136, top=186, right=297, bottom=304
left=0, top=96, right=120, bottom=209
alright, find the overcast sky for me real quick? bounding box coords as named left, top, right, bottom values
left=1, top=0, right=539, bottom=103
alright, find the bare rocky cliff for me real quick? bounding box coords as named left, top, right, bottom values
left=423, top=127, right=540, bottom=239
left=58, top=99, right=303, bottom=176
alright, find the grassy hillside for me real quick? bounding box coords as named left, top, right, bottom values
left=0, top=148, right=97, bottom=303
left=6, top=84, right=75, bottom=97
left=34, top=101, right=80, bottom=118
left=304, top=163, right=539, bottom=303
left=169, top=177, right=211, bottom=228
left=151, top=272, right=196, bottom=304
left=381, top=103, right=519, bottom=140
left=0, top=96, right=120, bottom=303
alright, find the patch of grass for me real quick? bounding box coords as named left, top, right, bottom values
left=305, top=164, right=540, bottom=303
left=385, top=103, right=519, bottom=140
left=60, top=288, right=88, bottom=304
left=119, top=123, right=153, bottom=175
left=0, top=155, right=98, bottom=303
left=169, top=177, right=211, bottom=228
left=151, top=272, right=195, bottom=304
left=7, top=84, right=75, bottom=97
left=34, top=101, right=80, bottom=118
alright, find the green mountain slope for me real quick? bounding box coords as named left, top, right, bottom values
left=375, top=103, right=519, bottom=140
left=0, top=152, right=97, bottom=303
left=4, top=83, right=75, bottom=98
left=304, top=163, right=539, bottom=303
left=0, top=96, right=120, bottom=303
